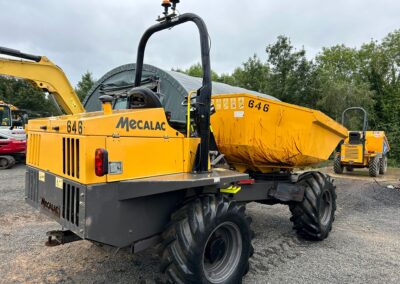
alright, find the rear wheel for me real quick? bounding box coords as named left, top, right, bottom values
left=333, top=154, right=343, bottom=174
left=160, top=195, right=253, bottom=284
left=369, top=156, right=379, bottom=177
left=379, top=155, right=387, bottom=175
left=289, top=172, right=336, bottom=241
left=0, top=156, right=16, bottom=170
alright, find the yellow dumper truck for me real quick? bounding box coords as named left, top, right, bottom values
left=334, top=107, right=390, bottom=177
left=1, top=1, right=349, bottom=282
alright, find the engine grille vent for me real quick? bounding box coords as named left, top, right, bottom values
left=62, top=138, right=80, bottom=179
left=62, top=182, right=80, bottom=227
left=28, top=134, right=41, bottom=166
left=26, top=169, right=39, bottom=203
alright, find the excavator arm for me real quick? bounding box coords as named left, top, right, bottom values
left=0, top=46, right=85, bottom=115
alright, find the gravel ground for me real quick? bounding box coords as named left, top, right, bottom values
left=1, top=165, right=399, bottom=283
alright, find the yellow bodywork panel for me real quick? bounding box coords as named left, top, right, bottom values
left=365, top=131, right=390, bottom=153
left=106, top=137, right=184, bottom=182
left=27, top=132, right=106, bottom=184
left=211, top=94, right=348, bottom=173
left=340, top=144, right=364, bottom=164
left=26, top=108, right=200, bottom=184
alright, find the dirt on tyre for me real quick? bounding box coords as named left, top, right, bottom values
left=333, top=153, right=343, bottom=174
left=289, top=171, right=337, bottom=241
left=379, top=155, right=387, bottom=175
left=369, top=156, right=379, bottom=177
left=0, top=156, right=16, bottom=170
left=160, top=195, right=253, bottom=284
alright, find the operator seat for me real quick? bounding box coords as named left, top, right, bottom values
left=127, top=87, right=162, bottom=109
left=349, top=131, right=362, bottom=144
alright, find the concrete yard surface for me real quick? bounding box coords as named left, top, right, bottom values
left=0, top=165, right=399, bottom=283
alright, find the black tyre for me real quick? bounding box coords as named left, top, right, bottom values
left=289, top=172, right=336, bottom=241
left=0, top=156, right=16, bottom=170
left=345, top=166, right=354, bottom=172
left=333, top=154, right=343, bottom=174
left=160, top=195, right=253, bottom=284
left=379, top=155, right=387, bottom=175
left=369, top=156, right=379, bottom=177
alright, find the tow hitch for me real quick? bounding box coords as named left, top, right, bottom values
left=45, top=230, right=81, bottom=247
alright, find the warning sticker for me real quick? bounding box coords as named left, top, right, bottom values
left=230, top=98, right=237, bottom=109
left=215, top=99, right=222, bottom=110
left=223, top=98, right=229, bottom=110
left=238, top=97, right=244, bottom=109
left=38, top=171, right=45, bottom=182
left=55, top=177, right=63, bottom=189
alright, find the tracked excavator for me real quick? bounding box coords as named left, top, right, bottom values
left=1, top=1, right=348, bottom=282
left=0, top=101, right=27, bottom=169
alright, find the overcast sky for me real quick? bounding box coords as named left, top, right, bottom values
left=0, top=0, right=399, bottom=86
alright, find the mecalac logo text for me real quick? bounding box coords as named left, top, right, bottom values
left=116, top=117, right=166, bottom=131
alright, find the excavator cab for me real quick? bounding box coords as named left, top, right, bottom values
left=0, top=105, right=11, bottom=127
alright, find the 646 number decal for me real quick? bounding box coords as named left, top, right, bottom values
left=67, top=121, right=83, bottom=134
left=248, top=100, right=269, bottom=112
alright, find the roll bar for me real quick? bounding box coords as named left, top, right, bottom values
left=134, top=12, right=212, bottom=173
left=341, top=107, right=368, bottom=132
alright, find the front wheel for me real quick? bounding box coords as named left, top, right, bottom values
left=369, top=156, right=379, bottom=177
left=379, top=155, right=388, bottom=175
left=333, top=153, right=343, bottom=174
left=289, top=172, right=337, bottom=241
left=160, top=195, right=253, bottom=284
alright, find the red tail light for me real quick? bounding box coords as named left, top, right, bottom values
left=95, top=148, right=108, bottom=176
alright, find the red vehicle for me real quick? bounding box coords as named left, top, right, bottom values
left=0, top=103, right=27, bottom=169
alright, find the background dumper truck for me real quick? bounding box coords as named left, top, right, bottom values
left=1, top=1, right=348, bottom=283
left=334, top=107, right=390, bottom=177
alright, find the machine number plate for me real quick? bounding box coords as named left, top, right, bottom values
left=38, top=171, right=45, bottom=182
left=55, top=177, right=63, bottom=189
left=248, top=99, right=269, bottom=112
left=67, top=120, right=83, bottom=134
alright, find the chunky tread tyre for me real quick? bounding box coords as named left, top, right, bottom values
left=160, top=195, right=253, bottom=284
left=379, top=155, right=387, bottom=175
left=333, top=154, right=343, bottom=174
left=289, top=172, right=336, bottom=241
left=0, top=155, right=16, bottom=170
left=369, top=156, right=379, bottom=177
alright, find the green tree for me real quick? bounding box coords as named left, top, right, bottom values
left=0, top=76, right=59, bottom=116
left=315, top=45, right=375, bottom=121
left=75, top=71, right=95, bottom=102
left=175, top=63, right=219, bottom=81
left=229, top=55, right=269, bottom=93
left=265, top=36, right=319, bottom=107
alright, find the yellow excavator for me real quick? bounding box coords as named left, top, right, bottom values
left=0, top=1, right=348, bottom=282
left=0, top=46, right=84, bottom=115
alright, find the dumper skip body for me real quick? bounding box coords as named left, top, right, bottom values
left=211, top=94, right=348, bottom=172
